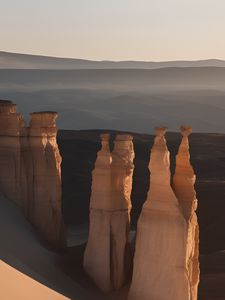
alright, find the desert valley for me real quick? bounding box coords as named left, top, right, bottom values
left=1, top=52, right=225, bottom=300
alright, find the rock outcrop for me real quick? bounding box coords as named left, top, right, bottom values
left=84, top=134, right=134, bottom=292
left=110, top=134, right=134, bottom=289
left=129, top=127, right=190, bottom=300
left=0, top=100, right=64, bottom=247
left=173, top=126, right=200, bottom=300
left=0, top=100, right=24, bottom=206
left=27, top=112, right=65, bottom=246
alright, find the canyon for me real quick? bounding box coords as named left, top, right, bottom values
left=2, top=99, right=225, bottom=300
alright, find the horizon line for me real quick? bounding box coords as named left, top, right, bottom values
left=1, top=50, right=225, bottom=63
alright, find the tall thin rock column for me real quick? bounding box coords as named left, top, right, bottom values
left=173, top=126, right=200, bottom=300
left=129, top=127, right=190, bottom=300
left=84, top=134, right=113, bottom=292
left=28, top=112, right=65, bottom=247
left=20, top=125, right=32, bottom=216
left=84, top=134, right=134, bottom=292
left=0, top=100, right=24, bottom=207
left=110, top=134, right=135, bottom=290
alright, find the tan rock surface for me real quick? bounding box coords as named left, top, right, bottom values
left=173, top=126, right=200, bottom=300
left=110, top=134, right=134, bottom=290
left=27, top=112, right=65, bottom=246
left=0, top=101, right=65, bottom=247
left=0, top=100, right=24, bottom=206
left=129, top=127, right=190, bottom=300
left=84, top=134, right=134, bottom=292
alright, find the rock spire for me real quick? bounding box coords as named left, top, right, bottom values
left=84, top=133, right=134, bottom=292
left=173, top=126, right=200, bottom=300
left=129, top=127, right=190, bottom=300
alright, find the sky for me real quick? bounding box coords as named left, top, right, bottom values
left=1, top=0, right=225, bottom=61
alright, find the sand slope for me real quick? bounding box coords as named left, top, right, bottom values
left=0, top=195, right=91, bottom=300
left=0, top=260, right=68, bottom=300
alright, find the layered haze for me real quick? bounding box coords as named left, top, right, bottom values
left=1, top=51, right=225, bottom=133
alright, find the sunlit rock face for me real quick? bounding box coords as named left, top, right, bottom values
left=84, top=134, right=112, bottom=292
left=0, top=101, right=64, bottom=247
left=27, top=112, right=65, bottom=246
left=173, top=126, right=200, bottom=300
left=111, top=135, right=135, bottom=212
left=84, top=134, right=134, bottom=292
left=110, top=134, right=134, bottom=290
left=129, top=127, right=190, bottom=300
left=0, top=100, right=24, bottom=206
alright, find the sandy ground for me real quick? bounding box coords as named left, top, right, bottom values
left=0, top=195, right=92, bottom=300
left=0, top=260, right=68, bottom=300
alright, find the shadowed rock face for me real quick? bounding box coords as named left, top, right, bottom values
left=84, top=134, right=134, bottom=292
left=129, top=127, right=190, bottom=300
left=0, top=100, right=64, bottom=247
left=0, top=100, right=24, bottom=206
left=173, top=126, right=200, bottom=300
left=26, top=112, right=65, bottom=247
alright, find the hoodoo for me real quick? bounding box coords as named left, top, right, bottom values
left=84, top=134, right=134, bottom=292
left=0, top=100, right=65, bottom=247
left=84, top=134, right=112, bottom=292
left=27, top=112, right=65, bottom=246
left=129, top=127, right=190, bottom=300
left=110, top=134, right=134, bottom=290
left=173, top=126, right=200, bottom=300
left=0, top=100, right=24, bottom=206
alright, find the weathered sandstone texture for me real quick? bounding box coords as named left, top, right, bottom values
left=84, top=134, right=134, bottom=292
left=0, top=100, right=24, bottom=206
left=173, top=126, right=200, bottom=300
left=129, top=127, right=190, bottom=300
left=0, top=100, right=64, bottom=247
left=27, top=112, right=65, bottom=246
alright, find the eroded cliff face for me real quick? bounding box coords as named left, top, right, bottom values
left=0, top=100, right=64, bottom=247
left=173, top=126, right=200, bottom=300
left=0, top=101, right=24, bottom=207
left=84, top=134, right=134, bottom=292
left=27, top=112, right=65, bottom=246
left=129, top=127, right=190, bottom=300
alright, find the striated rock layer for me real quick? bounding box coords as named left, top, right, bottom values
left=84, top=134, right=134, bottom=292
left=173, top=126, right=200, bottom=300
left=0, top=100, right=64, bottom=247
left=0, top=100, right=24, bottom=206
left=129, top=127, right=190, bottom=300
left=26, top=112, right=65, bottom=246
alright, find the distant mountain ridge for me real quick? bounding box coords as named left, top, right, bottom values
left=1, top=51, right=225, bottom=69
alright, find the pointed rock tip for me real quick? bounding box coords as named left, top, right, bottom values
left=154, top=126, right=168, bottom=137
left=100, top=133, right=110, bottom=141
left=180, top=125, right=192, bottom=137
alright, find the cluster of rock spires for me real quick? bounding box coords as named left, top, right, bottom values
left=0, top=100, right=64, bottom=247
left=84, top=127, right=200, bottom=299
left=0, top=98, right=199, bottom=298
left=84, top=134, right=135, bottom=292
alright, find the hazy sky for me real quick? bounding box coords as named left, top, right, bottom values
left=1, top=0, right=225, bottom=61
